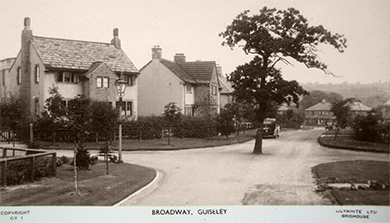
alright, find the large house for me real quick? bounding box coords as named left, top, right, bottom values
left=137, top=46, right=232, bottom=116
left=304, top=99, right=372, bottom=126
left=5, top=17, right=139, bottom=119
left=0, top=57, right=16, bottom=99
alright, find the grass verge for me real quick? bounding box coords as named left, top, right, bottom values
left=38, top=129, right=257, bottom=151
left=318, top=132, right=389, bottom=154
left=0, top=162, right=156, bottom=206
left=312, top=160, right=390, bottom=206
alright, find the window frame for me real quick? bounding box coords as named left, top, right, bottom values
left=17, top=67, right=22, bottom=85
left=34, top=64, right=40, bottom=83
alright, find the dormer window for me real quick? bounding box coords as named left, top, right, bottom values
left=56, top=71, right=79, bottom=84
left=125, top=75, right=135, bottom=86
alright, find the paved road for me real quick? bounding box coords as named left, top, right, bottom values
left=57, top=128, right=389, bottom=206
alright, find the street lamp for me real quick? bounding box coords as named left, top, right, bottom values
left=115, top=74, right=127, bottom=163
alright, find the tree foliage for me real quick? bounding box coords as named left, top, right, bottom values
left=220, top=7, right=346, bottom=154
left=300, top=90, right=343, bottom=110
left=330, top=98, right=355, bottom=128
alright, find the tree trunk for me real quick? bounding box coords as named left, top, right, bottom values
left=253, top=124, right=263, bottom=154
left=73, top=144, right=79, bottom=195
left=105, top=141, right=109, bottom=175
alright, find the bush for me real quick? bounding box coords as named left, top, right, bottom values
left=56, top=155, right=71, bottom=167
left=353, top=113, right=390, bottom=144
left=75, top=147, right=91, bottom=170
left=5, top=157, right=54, bottom=186
left=173, top=116, right=217, bottom=138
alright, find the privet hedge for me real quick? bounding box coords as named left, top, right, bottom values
left=33, top=115, right=218, bottom=142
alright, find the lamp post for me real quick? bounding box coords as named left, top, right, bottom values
left=115, top=74, right=127, bottom=163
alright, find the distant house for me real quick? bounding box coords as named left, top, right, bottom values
left=0, top=57, right=16, bottom=99
left=138, top=46, right=231, bottom=116
left=5, top=17, right=139, bottom=119
left=304, top=100, right=335, bottom=126
left=304, top=99, right=372, bottom=126
left=347, top=101, right=372, bottom=118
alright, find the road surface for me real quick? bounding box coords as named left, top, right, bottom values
left=57, top=128, right=389, bottom=205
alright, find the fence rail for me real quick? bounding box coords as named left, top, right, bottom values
left=0, top=147, right=57, bottom=187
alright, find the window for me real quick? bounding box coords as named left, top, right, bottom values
left=96, top=77, right=102, bottom=88
left=116, top=100, right=133, bottom=116
left=56, top=71, right=79, bottom=83
left=211, top=85, right=217, bottom=95
left=97, top=76, right=109, bottom=88
left=186, top=85, right=192, bottom=93
left=34, top=98, right=39, bottom=116
left=103, top=77, right=109, bottom=88
left=35, top=65, right=40, bottom=83
left=125, top=75, right=135, bottom=86
left=64, top=72, right=71, bottom=82
left=71, top=73, right=79, bottom=83
left=184, top=106, right=194, bottom=116
left=126, top=101, right=132, bottom=116
left=17, top=67, right=21, bottom=85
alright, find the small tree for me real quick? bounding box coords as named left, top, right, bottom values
left=195, top=94, right=218, bottom=140
left=90, top=101, right=118, bottom=174
left=66, top=95, right=93, bottom=194
left=162, top=102, right=182, bottom=145
left=330, top=98, right=355, bottom=140
left=39, top=87, right=67, bottom=144
left=216, top=108, right=235, bottom=139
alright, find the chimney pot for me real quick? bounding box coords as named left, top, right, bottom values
left=113, top=28, right=119, bottom=37
left=24, top=17, right=31, bottom=30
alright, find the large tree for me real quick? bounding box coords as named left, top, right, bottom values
left=220, top=7, right=347, bottom=154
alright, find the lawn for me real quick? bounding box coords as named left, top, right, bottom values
left=312, top=160, right=390, bottom=206
left=0, top=162, right=156, bottom=206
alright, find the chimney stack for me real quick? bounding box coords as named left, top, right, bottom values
left=111, top=28, right=121, bottom=49
left=152, top=45, right=162, bottom=60
left=174, top=53, right=186, bottom=63
left=21, top=17, right=33, bottom=114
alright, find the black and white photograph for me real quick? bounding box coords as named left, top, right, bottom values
left=0, top=0, right=389, bottom=222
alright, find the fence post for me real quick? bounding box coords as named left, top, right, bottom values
left=30, top=156, right=35, bottom=182
left=52, top=153, right=57, bottom=177
left=2, top=148, right=6, bottom=158
left=1, top=160, right=7, bottom=187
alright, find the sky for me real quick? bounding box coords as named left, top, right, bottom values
left=0, top=0, right=389, bottom=84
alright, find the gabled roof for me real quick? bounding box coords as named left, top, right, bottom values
left=305, top=100, right=332, bottom=111
left=31, top=36, right=138, bottom=73
left=160, top=59, right=196, bottom=83
left=178, top=61, right=216, bottom=84
left=218, top=75, right=233, bottom=94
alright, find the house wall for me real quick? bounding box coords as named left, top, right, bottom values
left=0, top=58, right=16, bottom=99
left=138, top=60, right=184, bottom=116
left=220, top=94, right=232, bottom=108
left=7, top=54, right=21, bottom=98
left=304, top=110, right=335, bottom=126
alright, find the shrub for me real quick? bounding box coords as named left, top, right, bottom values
left=5, top=157, right=54, bottom=186
left=75, top=147, right=91, bottom=170
left=353, top=113, right=390, bottom=144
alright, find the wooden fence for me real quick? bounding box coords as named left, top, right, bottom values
left=0, top=147, right=57, bottom=187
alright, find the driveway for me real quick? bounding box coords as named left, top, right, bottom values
left=56, top=129, right=389, bottom=205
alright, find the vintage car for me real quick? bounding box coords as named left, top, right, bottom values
left=262, top=118, right=280, bottom=138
